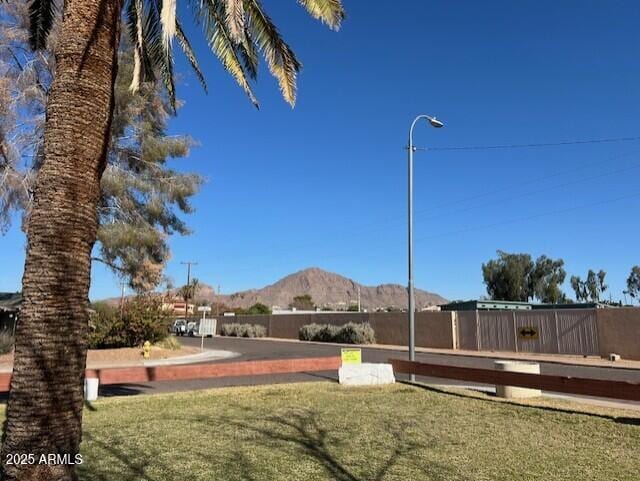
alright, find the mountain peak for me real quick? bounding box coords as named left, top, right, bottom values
left=218, top=267, right=447, bottom=310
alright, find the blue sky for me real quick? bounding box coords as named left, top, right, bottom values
left=2, top=0, right=639, bottom=302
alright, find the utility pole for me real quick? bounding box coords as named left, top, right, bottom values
left=216, top=285, right=221, bottom=316
left=357, top=286, right=361, bottom=313
left=181, top=261, right=198, bottom=320
left=119, top=281, right=127, bottom=319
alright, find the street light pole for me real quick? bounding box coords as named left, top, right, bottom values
left=407, top=114, right=444, bottom=382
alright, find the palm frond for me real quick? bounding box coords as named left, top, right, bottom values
left=28, top=0, right=58, bottom=50
left=244, top=0, right=301, bottom=107
left=237, top=28, right=258, bottom=80
left=125, top=0, right=145, bottom=92
left=197, top=0, right=258, bottom=107
left=297, top=0, right=344, bottom=30
left=176, top=20, right=208, bottom=93
left=120, top=0, right=345, bottom=109
left=153, top=37, right=177, bottom=113
left=160, top=0, right=177, bottom=48
left=145, top=0, right=177, bottom=110
left=223, top=0, right=246, bottom=44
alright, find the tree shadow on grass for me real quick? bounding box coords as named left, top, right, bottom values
left=77, top=431, right=199, bottom=481
left=219, top=409, right=466, bottom=481
left=404, top=381, right=640, bottom=426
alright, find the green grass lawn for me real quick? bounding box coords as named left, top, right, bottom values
left=42, top=383, right=640, bottom=480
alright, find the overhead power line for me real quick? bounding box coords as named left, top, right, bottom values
left=414, top=136, right=640, bottom=152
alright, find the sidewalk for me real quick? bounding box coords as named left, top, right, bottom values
left=0, top=348, right=239, bottom=373
left=86, top=348, right=239, bottom=369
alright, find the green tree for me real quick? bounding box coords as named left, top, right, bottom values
left=529, top=255, right=567, bottom=304
left=180, top=278, right=201, bottom=312
left=243, top=303, right=272, bottom=315
left=0, top=1, right=345, bottom=479
left=482, top=251, right=567, bottom=302
left=97, top=45, right=202, bottom=292
left=482, top=251, right=534, bottom=302
left=290, top=294, right=316, bottom=310
left=0, top=6, right=202, bottom=292
left=571, top=269, right=607, bottom=302
left=626, top=266, right=640, bottom=303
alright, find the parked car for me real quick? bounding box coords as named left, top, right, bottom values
left=172, top=319, right=187, bottom=336
left=187, top=321, right=198, bottom=337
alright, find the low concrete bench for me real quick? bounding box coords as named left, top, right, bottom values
left=494, top=361, right=541, bottom=399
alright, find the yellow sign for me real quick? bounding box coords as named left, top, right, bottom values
left=518, top=326, right=539, bottom=340
left=341, top=348, right=362, bottom=365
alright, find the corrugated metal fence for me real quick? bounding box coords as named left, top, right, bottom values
left=456, top=309, right=599, bottom=355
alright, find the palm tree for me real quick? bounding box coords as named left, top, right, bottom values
left=0, top=1, right=344, bottom=479
left=180, top=277, right=201, bottom=310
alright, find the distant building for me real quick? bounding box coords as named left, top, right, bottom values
left=440, top=299, right=605, bottom=311
left=272, top=308, right=344, bottom=315
left=161, top=297, right=195, bottom=317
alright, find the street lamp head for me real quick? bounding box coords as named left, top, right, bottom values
left=427, top=116, right=444, bottom=128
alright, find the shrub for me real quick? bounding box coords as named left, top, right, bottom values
left=317, top=324, right=340, bottom=342
left=299, top=323, right=321, bottom=341
left=0, top=331, right=14, bottom=355
left=251, top=324, right=267, bottom=338
left=220, top=323, right=240, bottom=337
left=220, top=323, right=266, bottom=338
left=336, top=322, right=376, bottom=344
left=89, top=296, right=171, bottom=349
left=298, top=322, right=375, bottom=344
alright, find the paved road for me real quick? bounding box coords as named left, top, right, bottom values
left=178, top=336, right=640, bottom=382
left=97, top=336, right=640, bottom=410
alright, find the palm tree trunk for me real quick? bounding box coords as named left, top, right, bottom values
left=1, top=1, right=122, bottom=480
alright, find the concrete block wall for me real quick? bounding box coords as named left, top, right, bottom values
left=216, top=307, right=640, bottom=360
left=218, top=311, right=456, bottom=349
left=596, top=307, right=640, bottom=360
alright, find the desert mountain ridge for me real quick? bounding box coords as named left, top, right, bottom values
left=106, top=267, right=448, bottom=311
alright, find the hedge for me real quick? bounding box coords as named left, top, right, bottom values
left=299, top=322, right=375, bottom=344
left=220, top=323, right=267, bottom=338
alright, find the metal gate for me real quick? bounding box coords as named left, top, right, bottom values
left=457, top=309, right=599, bottom=356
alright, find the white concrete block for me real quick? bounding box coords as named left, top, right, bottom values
left=339, top=363, right=395, bottom=386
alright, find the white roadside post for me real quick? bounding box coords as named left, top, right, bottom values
left=84, top=377, right=99, bottom=401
